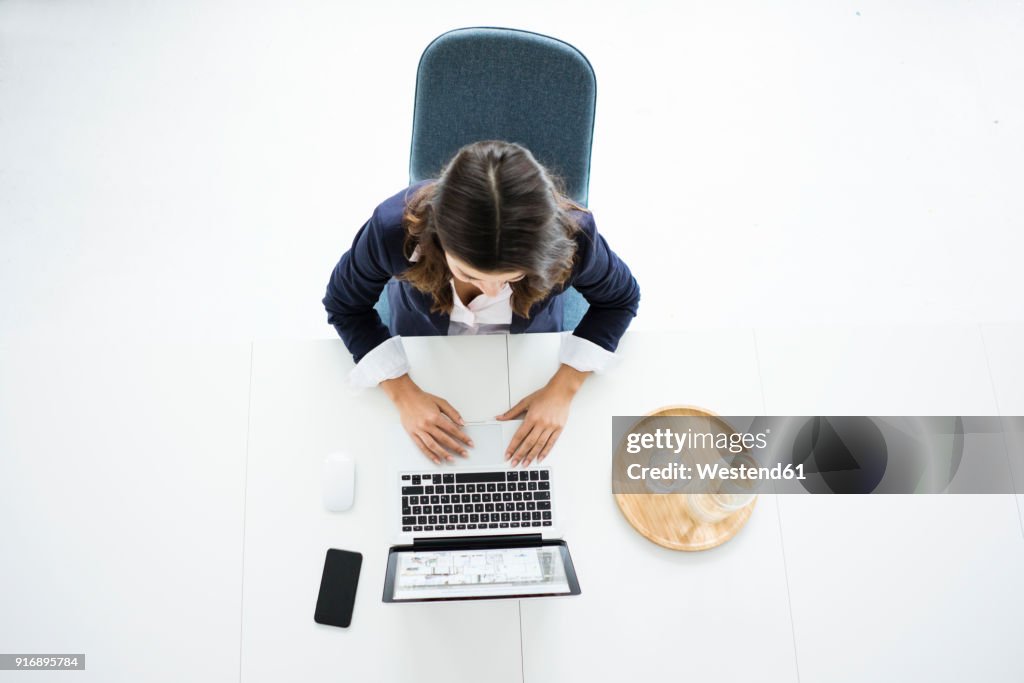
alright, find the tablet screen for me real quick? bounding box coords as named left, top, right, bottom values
left=387, top=544, right=574, bottom=601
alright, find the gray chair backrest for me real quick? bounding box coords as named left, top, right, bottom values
left=409, top=27, right=597, bottom=207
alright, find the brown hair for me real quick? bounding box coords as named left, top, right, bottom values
left=397, top=140, right=590, bottom=318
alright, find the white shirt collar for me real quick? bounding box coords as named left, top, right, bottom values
left=449, top=280, right=513, bottom=326
left=409, top=245, right=514, bottom=326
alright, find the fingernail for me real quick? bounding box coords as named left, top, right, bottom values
left=468, top=440, right=475, bottom=447
left=459, top=417, right=465, bottom=425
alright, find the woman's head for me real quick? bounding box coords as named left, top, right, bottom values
left=399, top=140, right=588, bottom=317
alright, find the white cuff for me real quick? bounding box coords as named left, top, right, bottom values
left=348, top=336, right=410, bottom=389
left=558, top=332, right=616, bottom=374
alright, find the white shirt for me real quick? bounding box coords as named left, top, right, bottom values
left=348, top=260, right=616, bottom=389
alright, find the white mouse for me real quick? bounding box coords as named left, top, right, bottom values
left=322, top=452, right=355, bottom=512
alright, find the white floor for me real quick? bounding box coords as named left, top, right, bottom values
left=0, top=341, right=253, bottom=682
left=2, top=2, right=1023, bottom=682
left=1, top=1, right=1022, bottom=343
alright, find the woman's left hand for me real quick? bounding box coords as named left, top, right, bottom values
left=496, top=364, right=589, bottom=467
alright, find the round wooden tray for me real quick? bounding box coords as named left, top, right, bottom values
left=613, top=405, right=758, bottom=551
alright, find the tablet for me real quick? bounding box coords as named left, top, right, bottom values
left=383, top=538, right=581, bottom=602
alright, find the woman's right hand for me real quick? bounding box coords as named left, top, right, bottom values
left=380, top=374, right=473, bottom=464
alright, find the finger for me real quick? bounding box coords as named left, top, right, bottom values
left=436, top=416, right=473, bottom=448
left=436, top=397, right=465, bottom=426
left=497, top=396, right=529, bottom=421
left=412, top=433, right=442, bottom=465
left=419, top=432, right=453, bottom=463
left=537, top=428, right=562, bottom=462
left=430, top=425, right=469, bottom=458
left=520, top=429, right=554, bottom=468
left=505, top=422, right=532, bottom=461
left=510, top=428, right=542, bottom=467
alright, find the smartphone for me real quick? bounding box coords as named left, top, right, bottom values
left=314, top=548, right=362, bottom=628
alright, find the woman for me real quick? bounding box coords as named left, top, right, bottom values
left=323, top=140, right=639, bottom=467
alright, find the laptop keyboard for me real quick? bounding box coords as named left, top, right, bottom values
left=400, top=469, right=553, bottom=533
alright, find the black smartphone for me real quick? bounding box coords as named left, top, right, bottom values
left=314, top=548, right=362, bottom=628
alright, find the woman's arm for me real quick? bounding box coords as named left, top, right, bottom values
left=566, top=210, right=641, bottom=353
left=322, top=185, right=472, bottom=464
left=497, top=364, right=589, bottom=465
left=497, top=211, right=640, bottom=467
left=380, top=374, right=473, bottom=465
left=322, top=206, right=396, bottom=364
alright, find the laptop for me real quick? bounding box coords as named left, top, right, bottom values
left=382, top=421, right=582, bottom=603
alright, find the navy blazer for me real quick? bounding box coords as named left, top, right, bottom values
left=323, top=180, right=640, bottom=363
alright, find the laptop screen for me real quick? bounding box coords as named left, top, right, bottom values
left=384, top=540, right=580, bottom=602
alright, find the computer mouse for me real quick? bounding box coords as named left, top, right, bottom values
left=323, top=452, right=355, bottom=512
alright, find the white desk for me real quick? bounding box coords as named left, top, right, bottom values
left=755, top=324, right=1024, bottom=683
left=0, top=341, right=252, bottom=683
left=238, top=336, right=523, bottom=683
left=507, top=330, right=799, bottom=683
left=3, top=326, right=1022, bottom=683
left=981, top=322, right=1024, bottom=536
left=507, top=326, right=1024, bottom=683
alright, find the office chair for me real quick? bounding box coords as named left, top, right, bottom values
left=376, top=26, right=596, bottom=331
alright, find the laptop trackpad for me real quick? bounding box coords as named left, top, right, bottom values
left=462, top=420, right=520, bottom=467
left=389, top=420, right=522, bottom=469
